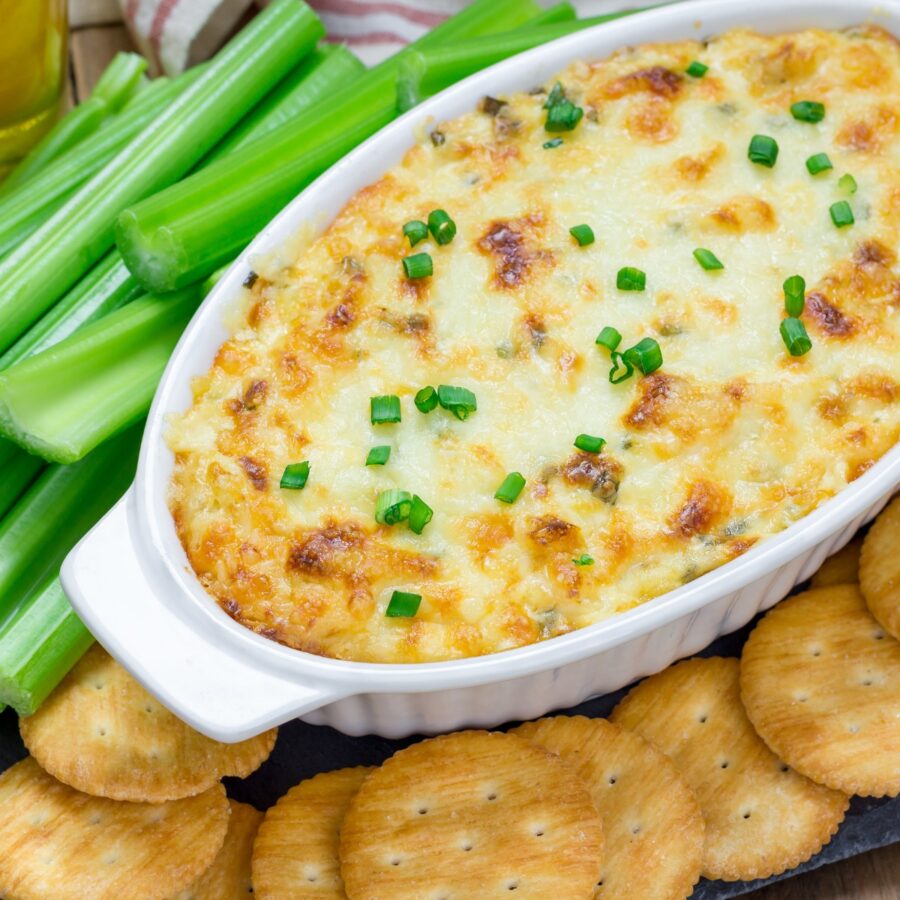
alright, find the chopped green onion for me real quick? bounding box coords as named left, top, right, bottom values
left=838, top=173, right=858, bottom=194
left=543, top=138, right=564, bottom=149
left=572, top=554, right=594, bottom=566
left=427, top=208, right=457, bottom=245
left=617, top=267, right=646, bottom=292
left=574, top=434, right=605, bottom=454
left=780, top=317, right=812, bottom=357
left=495, top=471, right=526, bottom=504
left=806, top=153, right=832, bottom=175
left=693, top=248, right=723, bottom=271
left=402, top=219, right=428, bottom=247
left=414, top=385, right=438, bottom=413
left=595, top=326, right=622, bottom=352
left=280, top=461, right=310, bottom=489
left=569, top=224, right=594, bottom=246
left=375, top=489, right=413, bottom=525
left=623, top=337, right=663, bottom=375
left=748, top=134, right=778, bottom=168
left=437, top=384, right=477, bottom=420
left=685, top=60, right=708, bottom=78
left=829, top=200, right=854, bottom=228
left=386, top=590, right=421, bottom=617
left=408, top=495, right=434, bottom=534
left=783, top=275, right=806, bottom=317
left=609, top=351, right=634, bottom=384
left=543, top=82, right=582, bottom=132
left=543, top=82, right=565, bottom=108
left=366, top=445, right=391, bottom=466
left=790, top=100, right=825, bottom=123
left=371, top=394, right=401, bottom=424
left=403, top=252, right=433, bottom=279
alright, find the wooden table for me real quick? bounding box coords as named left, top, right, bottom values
left=67, top=21, right=900, bottom=900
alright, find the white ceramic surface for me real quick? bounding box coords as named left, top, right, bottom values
left=63, top=0, right=900, bottom=742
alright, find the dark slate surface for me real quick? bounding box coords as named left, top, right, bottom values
left=1, top=610, right=897, bottom=896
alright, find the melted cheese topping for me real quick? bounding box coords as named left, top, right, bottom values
left=169, top=27, right=900, bottom=662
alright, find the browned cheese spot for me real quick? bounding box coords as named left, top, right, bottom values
left=707, top=195, right=776, bottom=233
left=602, top=66, right=684, bottom=99
left=805, top=292, right=856, bottom=337
left=239, top=456, right=268, bottom=491
left=478, top=215, right=552, bottom=289
left=673, top=143, right=725, bottom=183
left=624, top=373, right=675, bottom=429
left=670, top=480, right=732, bottom=537
left=562, top=452, right=623, bottom=504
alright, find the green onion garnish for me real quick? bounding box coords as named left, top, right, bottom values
left=543, top=82, right=582, bottom=133
left=829, top=200, right=854, bottom=228
left=495, top=472, right=526, bottom=504
left=427, top=209, right=456, bottom=246
left=371, top=395, right=401, bottom=424
left=617, top=267, right=646, bottom=291
left=414, top=386, right=438, bottom=413
left=375, top=489, right=413, bottom=525
left=543, top=138, right=564, bottom=149
left=609, top=351, right=634, bottom=384
left=280, top=461, right=310, bottom=490
left=386, top=590, right=421, bottom=618
left=783, top=275, right=806, bottom=317
left=569, top=224, right=594, bottom=246
left=437, top=384, right=477, bottom=420
left=806, top=153, right=832, bottom=175
left=748, top=134, right=778, bottom=168
left=574, top=434, right=605, bottom=454
left=623, top=337, right=663, bottom=375
left=790, top=100, right=825, bottom=123
left=402, top=220, right=428, bottom=247
left=780, top=317, right=812, bottom=357
left=366, top=445, right=391, bottom=466
left=403, top=252, right=433, bottom=279
left=838, top=173, right=858, bottom=194
left=408, top=495, right=434, bottom=535
left=595, top=326, right=622, bottom=352
left=573, top=554, right=594, bottom=566
left=686, top=60, right=708, bottom=78
left=693, top=248, right=724, bottom=271
left=544, top=83, right=565, bottom=108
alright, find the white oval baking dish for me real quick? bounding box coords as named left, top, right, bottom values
left=63, top=0, right=900, bottom=742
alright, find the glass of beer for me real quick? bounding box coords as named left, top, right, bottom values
left=0, top=0, right=68, bottom=180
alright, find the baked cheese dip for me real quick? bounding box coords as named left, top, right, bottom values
left=169, top=26, right=900, bottom=663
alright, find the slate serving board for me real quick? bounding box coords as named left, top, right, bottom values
left=1, top=611, right=897, bottom=897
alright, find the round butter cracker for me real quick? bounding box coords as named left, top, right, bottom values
left=811, top=536, right=862, bottom=588
left=859, top=495, right=900, bottom=640
left=611, top=657, right=848, bottom=882
left=252, top=766, right=372, bottom=898
left=0, top=757, right=229, bottom=900
left=512, top=716, right=704, bottom=900
left=19, top=644, right=277, bottom=802
left=741, top=585, right=900, bottom=797
left=339, top=730, right=604, bottom=899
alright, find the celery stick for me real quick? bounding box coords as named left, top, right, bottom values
left=0, top=440, right=42, bottom=520
left=1, top=53, right=148, bottom=193
left=211, top=44, right=365, bottom=159
left=0, top=0, right=324, bottom=354
left=0, top=286, right=202, bottom=463
left=117, top=0, right=539, bottom=292
left=0, top=251, right=140, bottom=370
left=0, top=575, right=93, bottom=716
left=0, top=425, right=140, bottom=622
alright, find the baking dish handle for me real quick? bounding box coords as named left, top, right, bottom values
left=61, top=492, right=349, bottom=743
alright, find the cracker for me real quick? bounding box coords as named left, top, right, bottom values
left=740, top=585, right=900, bottom=797
left=811, top=536, right=862, bottom=588
left=253, top=767, right=372, bottom=898
left=611, top=657, right=848, bottom=881
left=173, top=800, right=263, bottom=899
left=512, top=716, right=704, bottom=900
left=0, top=756, right=229, bottom=900
left=19, top=644, right=277, bottom=802
left=859, top=496, right=900, bottom=640
left=339, top=730, right=604, bottom=898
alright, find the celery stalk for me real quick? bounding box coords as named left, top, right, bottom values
left=210, top=44, right=365, bottom=159
left=0, top=0, right=324, bottom=354
left=0, top=286, right=202, bottom=464
left=117, top=0, right=540, bottom=291
left=0, top=576, right=93, bottom=715
left=0, top=440, right=42, bottom=521
left=1, top=53, right=148, bottom=193
left=0, top=251, right=140, bottom=370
